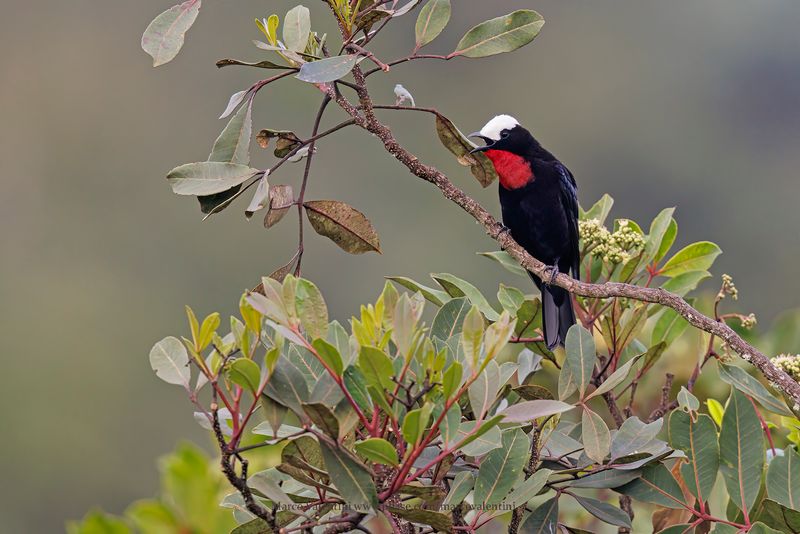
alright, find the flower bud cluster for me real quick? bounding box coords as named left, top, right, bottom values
left=772, top=354, right=800, bottom=382
left=579, top=218, right=645, bottom=264
left=720, top=274, right=738, bottom=300
left=740, top=313, right=757, bottom=330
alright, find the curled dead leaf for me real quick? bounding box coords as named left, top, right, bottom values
left=264, top=184, right=294, bottom=228
left=256, top=129, right=303, bottom=157
left=435, top=115, right=497, bottom=187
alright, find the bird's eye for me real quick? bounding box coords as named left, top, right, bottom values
left=501, top=131, right=510, bottom=139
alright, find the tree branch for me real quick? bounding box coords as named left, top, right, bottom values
left=328, top=66, right=800, bottom=406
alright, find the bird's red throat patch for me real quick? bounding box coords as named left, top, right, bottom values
left=484, top=149, right=534, bottom=190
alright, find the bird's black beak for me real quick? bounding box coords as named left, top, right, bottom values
left=468, top=132, right=492, bottom=154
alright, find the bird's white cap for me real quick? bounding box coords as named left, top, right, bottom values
left=479, top=114, right=519, bottom=141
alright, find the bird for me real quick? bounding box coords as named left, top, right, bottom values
left=469, top=115, right=579, bottom=349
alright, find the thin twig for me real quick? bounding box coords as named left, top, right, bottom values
left=295, top=95, right=332, bottom=275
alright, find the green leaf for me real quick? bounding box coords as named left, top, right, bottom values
left=354, top=438, right=398, bottom=466
left=442, top=361, right=463, bottom=400
left=651, top=307, right=689, bottom=346
left=468, top=359, right=500, bottom=418
left=443, top=471, right=474, bottom=507
left=264, top=359, right=309, bottom=416
left=753, top=498, right=800, bottom=532
left=500, top=468, right=552, bottom=510
left=707, top=398, right=725, bottom=427
left=358, top=346, right=394, bottom=391
left=126, top=500, right=179, bottom=533
left=581, top=194, right=614, bottom=225
left=304, top=200, right=381, bottom=254
left=558, top=357, right=578, bottom=401
left=432, top=273, right=499, bottom=320
left=582, top=406, right=610, bottom=463
left=196, top=313, right=220, bottom=351
left=473, top=428, right=530, bottom=506
left=247, top=471, right=293, bottom=506
left=296, top=55, right=359, bottom=83
left=479, top=250, right=527, bottom=277
left=570, top=469, right=641, bottom=489
left=277, top=435, right=330, bottom=489
left=343, top=366, right=372, bottom=413
left=149, top=336, right=190, bottom=387
left=586, top=354, right=640, bottom=400
left=573, top=495, right=632, bottom=528
left=283, top=5, right=311, bottom=53
left=656, top=525, right=695, bottom=534
left=440, top=403, right=461, bottom=446
left=766, top=446, right=800, bottom=510
left=660, top=270, right=711, bottom=298
left=415, top=0, right=450, bottom=47
left=383, top=506, right=453, bottom=532
left=719, top=389, right=764, bottom=514
left=453, top=10, right=544, bottom=58
left=431, top=297, right=471, bottom=341
left=227, top=358, right=262, bottom=393
left=319, top=440, right=378, bottom=509
left=655, top=218, right=679, bottom=264
left=618, top=463, right=686, bottom=509
left=302, top=403, right=340, bottom=439
left=718, top=363, right=792, bottom=417
left=402, top=405, right=432, bottom=446
left=386, top=276, right=450, bottom=306
left=565, top=325, right=595, bottom=398
left=69, top=511, right=132, bottom=534
left=500, top=400, right=574, bottom=423
left=167, top=162, right=259, bottom=196
left=209, top=98, right=252, bottom=165
left=677, top=386, right=700, bottom=413
left=456, top=417, right=504, bottom=456
left=295, top=279, right=328, bottom=339
left=498, top=284, right=526, bottom=314
left=611, top=417, right=663, bottom=459
left=749, top=522, right=786, bottom=534
left=659, top=241, right=722, bottom=277
left=200, top=97, right=254, bottom=214
left=434, top=115, right=498, bottom=187
left=461, top=305, right=485, bottom=371
left=522, top=497, right=558, bottom=533
left=668, top=411, right=719, bottom=503
left=311, top=339, right=343, bottom=377
left=141, top=0, right=201, bottom=67
left=642, top=207, right=676, bottom=265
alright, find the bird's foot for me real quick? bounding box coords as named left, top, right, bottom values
left=543, top=264, right=560, bottom=285
left=496, top=223, right=512, bottom=238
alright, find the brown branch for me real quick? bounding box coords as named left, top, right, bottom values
left=211, top=405, right=277, bottom=531
left=509, top=425, right=541, bottom=534
left=325, top=67, right=800, bottom=406
left=295, top=95, right=332, bottom=276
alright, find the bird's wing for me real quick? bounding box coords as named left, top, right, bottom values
left=554, top=162, right=580, bottom=278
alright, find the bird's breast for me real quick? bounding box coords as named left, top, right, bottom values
left=484, top=149, right=534, bottom=190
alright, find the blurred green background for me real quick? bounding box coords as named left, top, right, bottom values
left=3, top=0, right=800, bottom=531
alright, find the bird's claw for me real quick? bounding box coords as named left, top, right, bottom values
left=497, top=223, right=512, bottom=237
left=544, top=264, right=559, bottom=285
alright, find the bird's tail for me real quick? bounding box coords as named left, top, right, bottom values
left=540, top=284, right=576, bottom=350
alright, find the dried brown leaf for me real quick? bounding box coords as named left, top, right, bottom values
left=264, top=184, right=294, bottom=228
left=434, top=115, right=497, bottom=187
left=303, top=200, right=381, bottom=254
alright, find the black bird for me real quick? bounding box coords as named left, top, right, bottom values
left=469, top=115, right=579, bottom=349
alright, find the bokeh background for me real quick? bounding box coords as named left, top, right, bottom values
left=3, top=0, right=800, bottom=531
